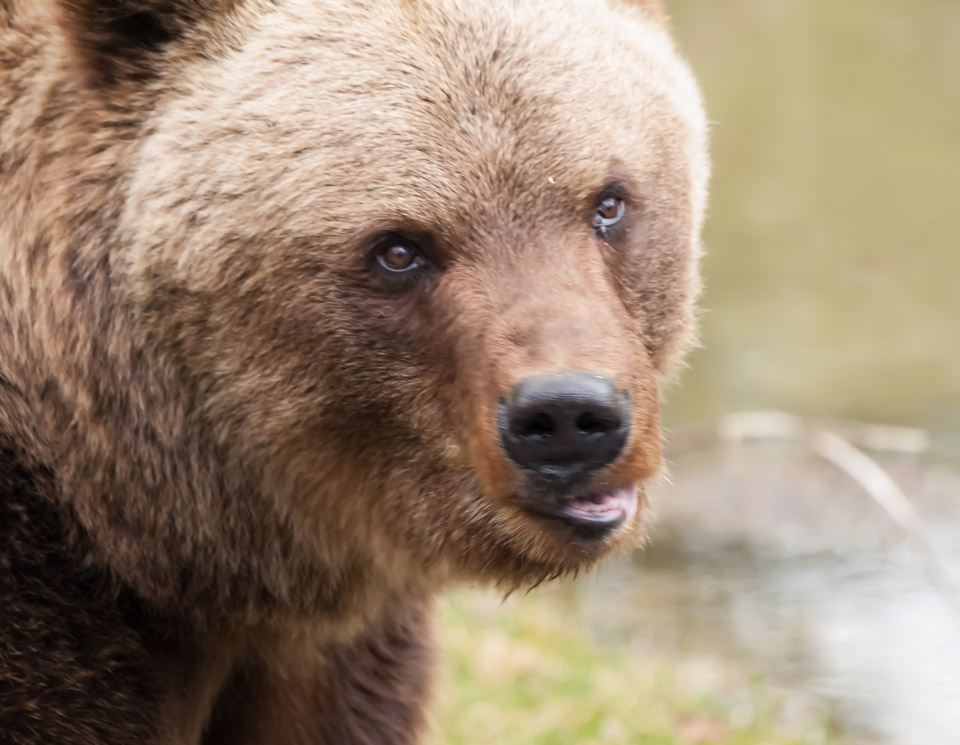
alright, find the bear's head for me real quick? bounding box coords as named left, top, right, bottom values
left=37, top=0, right=708, bottom=617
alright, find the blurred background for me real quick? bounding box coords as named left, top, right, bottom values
left=431, top=1, right=960, bottom=743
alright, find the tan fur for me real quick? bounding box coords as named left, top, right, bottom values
left=0, top=0, right=707, bottom=741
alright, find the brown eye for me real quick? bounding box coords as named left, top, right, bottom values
left=593, top=196, right=625, bottom=232
left=377, top=241, right=422, bottom=273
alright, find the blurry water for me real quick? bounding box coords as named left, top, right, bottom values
left=583, top=449, right=960, bottom=745
left=664, top=0, right=960, bottom=429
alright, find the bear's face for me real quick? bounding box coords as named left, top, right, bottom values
left=115, top=0, right=708, bottom=586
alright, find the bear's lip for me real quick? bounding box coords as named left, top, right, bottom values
left=520, top=483, right=638, bottom=538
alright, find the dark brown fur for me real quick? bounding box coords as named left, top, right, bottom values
left=0, top=0, right=707, bottom=741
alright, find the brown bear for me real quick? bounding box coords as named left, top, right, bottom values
left=0, top=0, right=708, bottom=742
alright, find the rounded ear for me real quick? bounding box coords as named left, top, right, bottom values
left=54, top=0, right=239, bottom=85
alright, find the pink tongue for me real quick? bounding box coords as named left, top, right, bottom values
left=562, top=485, right=637, bottom=521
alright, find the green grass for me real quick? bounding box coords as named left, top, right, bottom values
left=429, top=589, right=838, bottom=745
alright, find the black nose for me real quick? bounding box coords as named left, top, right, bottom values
left=498, top=372, right=630, bottom=482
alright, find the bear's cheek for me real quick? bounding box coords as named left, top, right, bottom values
left=291, top=277, right=464, bottom=457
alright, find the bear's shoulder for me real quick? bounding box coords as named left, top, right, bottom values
left=0, top=392, right=167, bottom=744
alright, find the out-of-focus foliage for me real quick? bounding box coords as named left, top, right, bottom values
left=667, top=0, right=960, bottom=429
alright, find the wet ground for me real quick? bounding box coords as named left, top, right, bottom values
left=581, top=445, right=960, bottom=745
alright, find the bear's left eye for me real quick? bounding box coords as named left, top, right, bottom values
left=376, top=240, right=424, bottom=273
left=592, top=196, right=625, bottom=233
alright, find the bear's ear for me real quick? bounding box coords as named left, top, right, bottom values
left=55, top=0, right=238, bottom=86
left=615, top=0, right=666, bottom=24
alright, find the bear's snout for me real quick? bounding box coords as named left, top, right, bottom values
left=497, top=372, right=630, bottom=484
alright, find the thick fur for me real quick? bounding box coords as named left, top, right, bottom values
left=0, top=0, right=708, bottom=742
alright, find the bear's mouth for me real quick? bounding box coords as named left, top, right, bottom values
left=520, top=483, right=638, bottom=539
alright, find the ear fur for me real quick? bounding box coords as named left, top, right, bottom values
left=612, top=0, right=667, bottom=24
left=55, top=0, right=240, bottom=85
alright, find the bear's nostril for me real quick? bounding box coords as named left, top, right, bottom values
left=498, top=372, right=630, bottom=481
left=520, top=413, right=555, bottom=438
left=576, top=412, right=613, bottom=435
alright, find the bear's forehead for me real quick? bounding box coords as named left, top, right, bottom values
left=164, top=1, right=687, bottom=160
left=124, top=0, right=702, bottom=253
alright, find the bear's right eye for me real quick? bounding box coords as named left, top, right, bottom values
left=375, top=238, right=425, bottom=274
